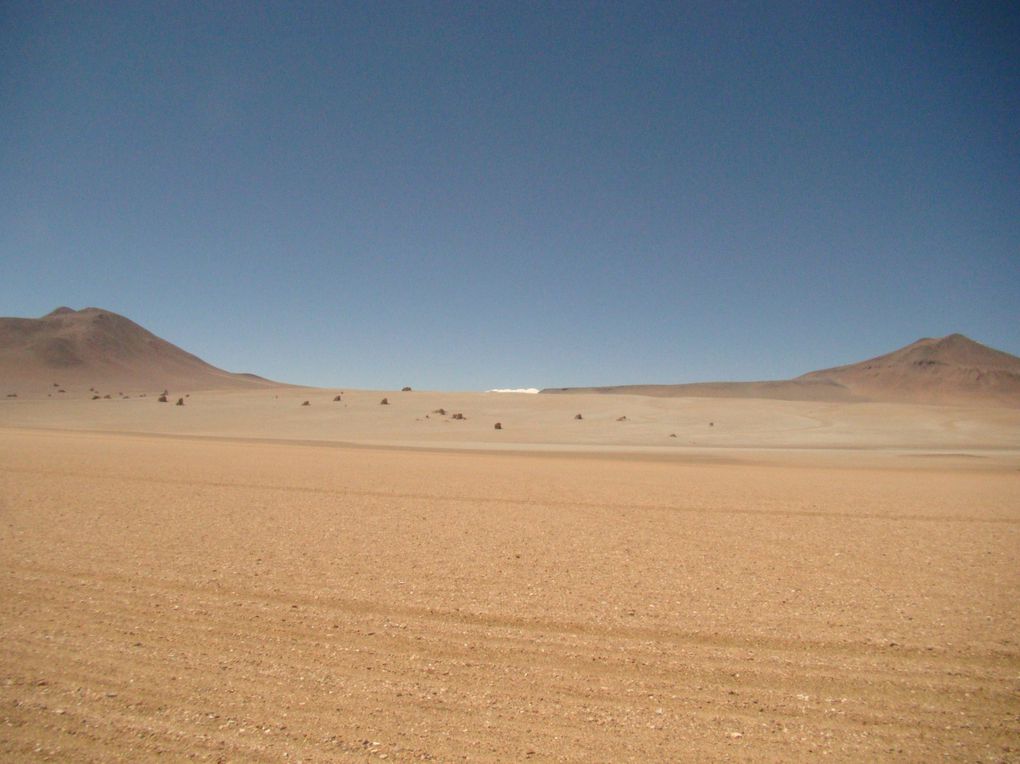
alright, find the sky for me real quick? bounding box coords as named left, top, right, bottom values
left=2, top=1, right=1018, bottom=390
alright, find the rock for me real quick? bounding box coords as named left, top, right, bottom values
left=574, top=413, right=583, bottom=420
left=333, top=394, right=342, bottom=402
left=616, top=415, right=627, bottom=421
left=401, top=386, right=412, bottom=392
left=92, top=395, right=101, bottom=400
left=176, top=398, right=184, bottom=406
left=158, top=394, right=168, bottom=403
left=380, top=397, right=389, bottom=405
left=494, top=422, right=502, bottom=430
left=451, top=412, right=466, bottom=420
left=432, top=408, right=446, bottom=415
left=301, top=400, right=310, bottom=406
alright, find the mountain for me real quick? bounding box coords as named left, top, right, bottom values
left=0, top=307, right=279, bottom=394
left=795, top=334, right=1020, bottom=405
left=542, top=334, right=1020, bottom=406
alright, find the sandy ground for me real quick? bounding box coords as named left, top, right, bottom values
left=1, top=387, right=1019, bottom=761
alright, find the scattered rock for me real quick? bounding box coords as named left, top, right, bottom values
left=574, top=413, right=583, bottom=420
left=157, top=394, right=168, bottom=403
left=669, top=433, right=677, bottom=438
left=176, top=398, right=184, bottom=406
left=301, top=400, right=310, bottom=406
left=494, top=422, right=502, bottom=430
left=401, top=386, right=412, bottom=392
left=432, top=408, right=446, bottom=416
left=92, top=395, right=101, bottom=400
left=333, top=394, right=342, bottom=402
left=616, top=415, right=627, bottom=421
left=380, top=397, right=389, bottom=405
left=451, top=412, right=466, bottom=420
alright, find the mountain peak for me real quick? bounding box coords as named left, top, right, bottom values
left=1, top=306, right=277, bottom=393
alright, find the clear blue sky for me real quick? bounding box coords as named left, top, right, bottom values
left=2, top=1, right=1018, bottom=390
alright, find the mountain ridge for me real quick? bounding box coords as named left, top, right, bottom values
left=542, top=334, right=1020, bottom=406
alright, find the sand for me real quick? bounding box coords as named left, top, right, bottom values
left=1, top=386, right=1018, bottom=761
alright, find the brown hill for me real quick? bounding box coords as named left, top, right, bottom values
left=0, top=307, right=278, bottom=395
left=542, top=334, right=1020, bottom=406
left=796, top=334, right=1020, bottom=405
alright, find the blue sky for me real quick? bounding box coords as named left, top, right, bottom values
left=2, top=1, right=1018, bottom=390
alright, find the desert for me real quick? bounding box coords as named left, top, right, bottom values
left=1, top=309, right=1019, bottom=761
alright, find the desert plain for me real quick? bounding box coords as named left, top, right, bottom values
left=1, top=384, right=1019, bottom=762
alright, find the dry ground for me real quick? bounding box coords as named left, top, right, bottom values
left=1, top=389, right=1019, bottom=761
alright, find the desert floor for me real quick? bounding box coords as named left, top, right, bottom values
left=1, top=387, right=1019, bottom=761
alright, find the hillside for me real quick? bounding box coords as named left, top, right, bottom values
left=0, top=307, right=278, bottom=395
left=542, top=334, right=1020, bottom=405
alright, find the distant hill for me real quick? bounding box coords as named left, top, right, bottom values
left=542, top=334, right=1020, bottom=406
left=0, top=307, right=279, bottom=395
left=795, top=334, right=1020, bottom=405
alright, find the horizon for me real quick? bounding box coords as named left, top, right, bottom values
left=2, top=2, right=1018, bottom=390
left=6, top=303, right=1017, bottom=393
